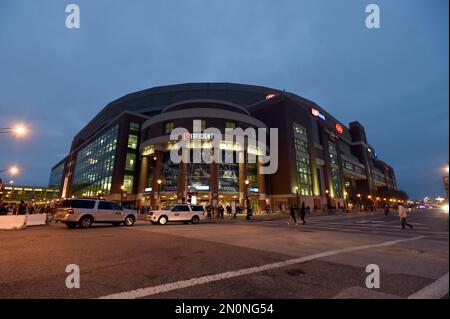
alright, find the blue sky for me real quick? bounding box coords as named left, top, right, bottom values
left=0, top=0, right=448, bottom=199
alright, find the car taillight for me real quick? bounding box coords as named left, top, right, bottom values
left=66, top=208, right=74, bottom=214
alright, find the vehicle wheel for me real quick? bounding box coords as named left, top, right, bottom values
left=79, top=216, right=93, bottom=228
left=158, top=216, right=168, bottom=225
left=112, top=222, right=121, bottom=227
left=66, top=222, right=77, bottom=229
left=191, top=216, right=200, bottom=224
left=124, top=215, right=135, bottom=226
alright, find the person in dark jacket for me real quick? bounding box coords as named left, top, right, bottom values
left=384, top=204, right=390, bottom=216
left=218, top=205, right=225, bottom=219
left=288, top=205, right=297, bottom=225
left=18, top=200, right=27, bottom=215
left=300, top=202, right=307, bottom=225
left=0, top=204, right=7, bottom=215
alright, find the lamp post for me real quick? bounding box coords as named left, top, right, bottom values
left=0, top=166, right=19, bottom=175
left=357, top=193, right=361, bottom=211
left=245, top=179, right=250, bottom=219
left=0, top=125, right=28, bottom=137
left=294, top=186, right=299, bottom=208
left=157, top=179, right=162, bottom=209
left=325, top=189, right=330, bottom=214
left=368, top=195, right=373, bottom=211
left=120, top=185, right=125, bottom=206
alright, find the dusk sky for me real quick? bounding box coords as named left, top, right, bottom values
left=0, top=0, right=448, bottom=199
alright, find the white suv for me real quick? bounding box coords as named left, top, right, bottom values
left=147, top=204, right=206, bottom=225
left=54, top=199, right=137, bottom=229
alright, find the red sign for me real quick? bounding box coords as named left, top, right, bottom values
left=335, top=123, right=344, bottom=134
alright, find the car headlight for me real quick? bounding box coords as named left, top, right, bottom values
left=442, top=204, right=449, bottom=214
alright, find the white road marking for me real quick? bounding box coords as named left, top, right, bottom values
left=98, top=236, right=425, bottom=299
left=408, top=273, right=449, bottom=299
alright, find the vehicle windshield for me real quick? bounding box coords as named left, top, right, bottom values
left=161, top=205, right=174, bottom=211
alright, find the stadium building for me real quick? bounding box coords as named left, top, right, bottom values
left=49, top=83, right=397, bottom=212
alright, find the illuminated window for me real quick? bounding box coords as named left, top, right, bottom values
left=123, top=175, right=134, bottom=193
left=164, top=122, right=174, bottom=135
left=125, top=153, right=136, bottom=171
left=71, top=125, right=118, bottom=196
left=127, top=134, right=138, bottom=149
left=293, top=123, right=313, bottom=196
left=225, top=122, right=236, bottom=129
left=129, top=122, right=140, bottom=133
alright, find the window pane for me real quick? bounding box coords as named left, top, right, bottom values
left=125, top=153, right=136, bottom=171
left=164, top=122, right=174, bottom=135
left=128, top=134, right=138, bottom=149
left=123, top=175, right=134, bottom=193
left=98, top=201, right=113, bottom=210
left=129, top=122, right=140, bottom=133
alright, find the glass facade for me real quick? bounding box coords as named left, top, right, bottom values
left=49, top=161, right=65, bottom=188
left=328, top=141, right=343, bottom=198
left=246, top=162, right=258, bottom=192
left=293, top=123, right=313, bottom=196
left=161, top=152, right=179, bottom=192
left=219, top=150, right=239, bottom=192
left=187, top=163, right=210, bottom=190
left=71, top=125, right=118, bottom=196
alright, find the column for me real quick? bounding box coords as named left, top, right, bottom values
left=136, top=155, right=149, bottom=207
left=210, top=162, right=219, bottom=208
left=257, top=159, right=267, bottom=213
left=177, top=162, right=187, bottom=203
left=238, top=151, right=247, bottom=207
left=151, top=151, right=163, bottom=209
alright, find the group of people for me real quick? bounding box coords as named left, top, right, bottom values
left=211, top=203, right=248, bottom=220
left=288, top=202, right=310, bottom=225
left=0, top=200, right=55, bottom=216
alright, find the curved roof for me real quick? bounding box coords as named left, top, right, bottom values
left=72, top=82, right=320, bottom=144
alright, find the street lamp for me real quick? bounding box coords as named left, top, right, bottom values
left=157, top=179, right=162, bottom=209
left=0, top=166, right=19, bottom=175
left=120, top=185, right=125, bottom=206
left=245, top=179, right=250, bottom=219
left=357, top=193, right=362, bottom=211
left=294, top=186, right=299, bottom=207
left=0, top=125, right=28, bottom=137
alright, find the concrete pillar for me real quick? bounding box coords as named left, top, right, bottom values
left=151, top=151, right=163, bottom=209
left=177, top=162, right=187, bottom=203
left=210, top=162, right=219, bottom=208
left=136, top=155, right=149, bottom=207
left=239, top=151, right=247, bottom=207
left=257, top=159, right=267, bottom=213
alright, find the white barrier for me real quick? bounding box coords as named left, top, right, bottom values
left=25, top=214, right=47, bottom=226
left=0, top=215, right=26, bottom=230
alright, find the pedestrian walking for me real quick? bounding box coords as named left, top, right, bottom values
left=398, top=204, right=413, bottom=229
left=236, top=204, right=242, bottom=217
left=288, top=205, right=297, bottom=225
left=219, top=205, right=225, bottom=219
left=226, top=204, right=232, bottom=216
left=384, top=204, right=390, bottom=216
left=300, top=202, right=306, bottom=225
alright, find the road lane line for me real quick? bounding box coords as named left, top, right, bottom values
left=98, top=236, right=425, bottom=299
left=408, top=273, right=449, bottom=299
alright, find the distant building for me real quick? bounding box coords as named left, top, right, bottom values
left=0, top=184, right=60, bottom=204
left=49, top=83, right=397, bottom=211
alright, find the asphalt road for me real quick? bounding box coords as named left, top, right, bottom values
left=0, top=209, right=448, bottom=299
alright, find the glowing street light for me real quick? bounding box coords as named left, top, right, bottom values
left=0, top=125, right=28, bottom=137
left=0, top=166, right=19, bottom=175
